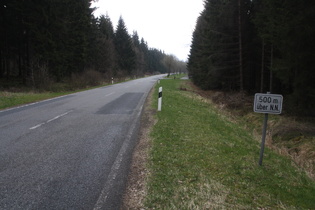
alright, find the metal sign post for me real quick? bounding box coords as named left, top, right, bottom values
left=254, top=92, right=283, bottom=166
left=258, top=113, right=268, bottom=166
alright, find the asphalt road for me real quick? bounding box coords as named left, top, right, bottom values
left=0, top=75, right=163, bottom=210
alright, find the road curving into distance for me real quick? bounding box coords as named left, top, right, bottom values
left=0, top=75, right=164, bottom=209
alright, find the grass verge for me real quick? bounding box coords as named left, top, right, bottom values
left=0, top=91, right=73, bottom=110
left=185, top=83, right=315, bottom=180
left=145, top=78, right=315, bottom=209
left=0, top=77, right=136, bottom=110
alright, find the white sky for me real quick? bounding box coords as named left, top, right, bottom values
left=91, top=0, right=205, bottom=61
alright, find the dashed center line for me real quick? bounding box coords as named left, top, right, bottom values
left=29, top=110, right=73, bottom=130
left=105, top=92, right=115, bottom=97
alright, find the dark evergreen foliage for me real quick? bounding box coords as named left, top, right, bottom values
left=188, top=0, right=315, bottom=115
left=114, top=17, right=136, bottom=76
left=0, top=1, right=178, bottom=88
left=188, top=0, right=243, bottom=90
left=88, top=15, right=116, bottom=78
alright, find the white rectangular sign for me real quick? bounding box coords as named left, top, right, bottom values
left=254, top=93, right=283, bottom=114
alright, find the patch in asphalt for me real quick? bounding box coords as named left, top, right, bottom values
left=96, top=93, right=144, bottom=115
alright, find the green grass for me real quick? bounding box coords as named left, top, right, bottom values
left=0, top=76, right=144, bottom=110
left=0, top=80, right=121, bottom=110
left=145, top=78, right=315, bottom=209
left=0, top=91, right=73, bottom=110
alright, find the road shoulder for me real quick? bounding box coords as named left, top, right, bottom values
left=122, top=86, right=157, bottom=209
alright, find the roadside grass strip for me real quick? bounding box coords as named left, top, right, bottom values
left=145, top=79, right=315, bottom=209
left=0, top=83, right=109, bottom=110
left=0, top=78, right=145, bottom=111
left=0, top=91, right=71, bottom=110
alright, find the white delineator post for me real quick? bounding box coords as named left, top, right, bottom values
left=158, top=87, right=162, bottom=111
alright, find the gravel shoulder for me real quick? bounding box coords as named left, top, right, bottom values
left=122, top=86, right=157, bottom=209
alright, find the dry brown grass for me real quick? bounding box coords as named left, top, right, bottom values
left=270, top=119, right=315, bottom=179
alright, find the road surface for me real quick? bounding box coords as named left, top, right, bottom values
left=0, top=75, right=163, bottom=209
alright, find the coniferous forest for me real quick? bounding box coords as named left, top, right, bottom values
left=188, top=0, right=315, bottom=116
left=0, top=0, right=186, bottom=90
left=2, top=1, right=315, bottom=116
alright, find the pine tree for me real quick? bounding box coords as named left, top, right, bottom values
left=66, top=0, right=93, bottom=75
left=0, top=0, right=31, bottom=83
left=132, top=31, right=146, bottom=76
left=114, top=17, right=136, bottom=76
left=187, top=10, right=209, bottom=89
left=188, top=0, right=240, bottom=90
left=188, top=0, right=254, bottom=91
left=253, top=0, right=315, bottom=113
left=20, top=0, right=94, bottom=81
left=91, top=15, right=116, bottom=76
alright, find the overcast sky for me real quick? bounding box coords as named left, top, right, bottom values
left=91, top=0, right=205, bottom=61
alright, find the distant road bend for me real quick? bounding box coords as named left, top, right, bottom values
left=0, top=75, right=163, bottom=209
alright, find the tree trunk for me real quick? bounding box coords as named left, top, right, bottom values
left=260, top=39, right=265, bottom=93
left=269, top=44, right=273, bottom=93
left=238, top=0, right=243, bottom=92
left=0, top=48, right=3, bottom=78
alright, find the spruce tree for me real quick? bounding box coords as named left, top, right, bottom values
left=132, top=31, right=146, bottom=76
left=188, top=0, right=240, bottom=90
left=253, top=0, right=315, bottom=113
left=91, top=15, right=116, bottom=76
left=187, top=11, right=209, bottom=89
left=188, top=0, right=253, bottom=91
left=114, top=17, right=136, bottom=76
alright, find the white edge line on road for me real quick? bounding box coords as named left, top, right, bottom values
left=0, top=94, right=73, bottom=114
left=29, top=110, right=73, bottom=130
left=93, top=104, right=144, bottom=210
left=2, top=90, right=115, bottom=114
left=0, top=76, right=162, bottom=114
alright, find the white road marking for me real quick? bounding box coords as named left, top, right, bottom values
left=105, top=92, right=114, bottom=97
left=29, top=110, right=73, bottom=130
left=93, top=104, right=144, bottom=210
left=29, top=123, right=44, bottom=130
